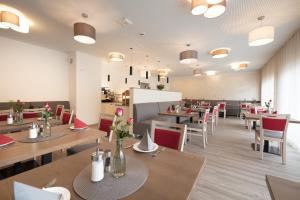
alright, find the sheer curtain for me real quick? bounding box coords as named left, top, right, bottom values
left=261, top=29, right=300, bottom=151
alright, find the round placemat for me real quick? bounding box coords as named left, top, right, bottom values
left=73, top=156, right=148, bottom=200
left=18, top=132, right=66, bottom=143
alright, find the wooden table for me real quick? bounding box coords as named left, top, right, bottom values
left=266, top=175, right=300, bottom=200
left=0, top=139, right=206, bottom=200
left=0, top=118, right=62, bottom=134
left=0, top=125, right=104, bottom=168
left=244, top=113, right=300, bottom=124
left=159, top=111, right=198, bottom=124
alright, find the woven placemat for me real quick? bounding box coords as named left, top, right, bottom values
left=73, top=156, right=148, bottom=200
left=18, top=132, right=66, bottom=143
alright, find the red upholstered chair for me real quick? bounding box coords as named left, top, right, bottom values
left=98, top=114, right=116, bottom=142
left=255, top=115, right=290, bottom=165
left=219, top=102, right=226, bottom=118
left=240, top=103, right=250, bottom=119
left=60, top=110, right=74, bottom=125
left=186, top=109, right=210, bottom=148
left=200, top=102, right=210, bottom=109
left=151, top=120, right=187, bottom=152
left=55, top=105, right=64, bottom=119
left=0, top=114, right=8, bottom=121
left=23, top=112, right=40, bottom=119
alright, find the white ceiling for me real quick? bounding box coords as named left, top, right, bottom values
left=1, top=0, right=300, bottom=76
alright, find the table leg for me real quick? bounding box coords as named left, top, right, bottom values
left=189, top=117, right=193, bottom=123
left=41, top=153, right=52, bottom=165
left=176, top=116, right=180, bottom=124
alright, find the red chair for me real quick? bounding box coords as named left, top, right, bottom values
left=23, top=112, right=40, bottom=119
left=209, top=106, right=218, bottom=134
left=55, top=105, right=64, bottom=119
left=240, top=103, right=250, bottom=119
left=98, top=114, right=116, bottom=142
left=200, top=102, right=210, bottom=109
left=151, top=120, right=187, bottom=152
left=219, top=102, right=226, bottom=118
left=61, top=110, right=74, bottom=125
left=255, top=115, right=290, bottom=165
left=0, top=114, right=8, bottom=121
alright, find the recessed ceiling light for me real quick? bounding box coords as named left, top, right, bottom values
left=209, top=48, right=230, bottom=58
left=109, top=52, right=125, bottom=62
left=248, top=16, right=274, bottom=47
left=206, top=70, right=217, bottom=76
left=230, top=62, right=249, bottom=71
left=204, top=0, right=226, bottom=18
left=179, top=49, right=198, bottom=64
left=191, top=0, right=207, bottom=15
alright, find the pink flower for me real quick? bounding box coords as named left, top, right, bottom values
left=47, top=107, right=52, bottom=112
left=127, top=118, right=133, bottom=125
left=45, top=103, right=49, bottom=108
left=116, top=108, right=124, bottom=117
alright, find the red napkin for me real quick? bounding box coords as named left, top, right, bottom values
left=167, top=106, right=171, bottom=113
left=0, top=135, right=15, bottom=147
left=74, top=118, right=88, bottom=128
left=186, top=108, right=192, bottom=114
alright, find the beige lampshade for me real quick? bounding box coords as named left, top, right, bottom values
left=206, top=0, right=224, bottom=4
left=204, top=0, right=226, bottom=18
left=248, top=26, right=274, bottom=46
left=191, top=0, right=207, bottom=15
left=210, top=48, right=229, bottom=58
left=231, top=62, right=249, bottom=71
left=179, top=50, right=198, bottom=64
left=74, top=22, right=96, bottom=44
left=0, top=11, right=19, bottom=29
left=109, top=52, right=125, bottom=62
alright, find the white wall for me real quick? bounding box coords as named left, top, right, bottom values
left=170, top=71, right=261, bottom=100
left=0, top=36, right=69, bottom=102
left=73, top=51, right=102, bottom=124
left=101, top=62, right=170, bottom=94
left=131, top=88, right=182, bottom=104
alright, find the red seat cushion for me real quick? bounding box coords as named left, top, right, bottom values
left=23, top=112, right=39, bottom=119
left=0, top=114, right=7, bottom=121
left=262, top=118, right=287, bottom=132
left=219, top=103, right=226, bottom=110
left=154, top=128, right=180, bottom=150
left=62, top=113, right=71, bottom=124
left=99, top=119, right=113, bottom=136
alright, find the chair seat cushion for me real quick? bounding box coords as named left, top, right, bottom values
left=186, top=123, right=203, bottom=129
left=264, top=130, right=283, bottom=138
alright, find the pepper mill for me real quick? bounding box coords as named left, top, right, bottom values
left=29, top=123, right=38, bottom=139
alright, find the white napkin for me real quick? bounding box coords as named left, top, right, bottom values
left=138, top=130, right=155, bottom=151
left=13, top=182, right=61, bottom=200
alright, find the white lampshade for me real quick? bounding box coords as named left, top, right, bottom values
left=191, top=0, right=207, bottom=15
left=108, top=52, right=125, bottom=62
left=205, top=70, right=217, bottom=76
left=0, top=11, right=19, bottom=30
left=179, top=50, right=198, bottom=64
left=204, top=1, right=226, bottom=18
left=248, top=26, right=274, bottom=46
left=231, top=62, right=249, bottom=71
left=193, top=68, right=202, bottom=76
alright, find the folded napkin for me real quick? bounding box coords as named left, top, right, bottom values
left=0, top=135, right=15, bottom=147
left=186, top=108, right=192, bottom=114
left=138, top=130, right=155, bottom=151
left=74, top=118, right=88, bottom=128
left=14, top=182, right=61, bottom=200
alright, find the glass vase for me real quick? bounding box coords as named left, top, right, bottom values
left=14, top=112, right=23, bottom=123
left=112, top=138, right=126, bottom=178
left=41, top=120, right=51, bottom=137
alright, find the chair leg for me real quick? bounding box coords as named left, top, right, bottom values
left=205, top=130, right=208, bottom=144
left=254, top=138, right=257, bottom=151
left=260, top=139, right=264, bottom=160
left=203, top=134, right=206, bottom=148
left=282, top=142, right=286, bottom=165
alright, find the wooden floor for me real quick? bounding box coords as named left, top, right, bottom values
left=186, top=118, right=300, bottom=200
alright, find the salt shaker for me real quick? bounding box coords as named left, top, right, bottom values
left=91, top=149, right=104, bottom=182
left=104, top=150, right=112, bottom=173
left=29, top=123, right=38, bottom=139
left=7, top=113, right=13, bottom=125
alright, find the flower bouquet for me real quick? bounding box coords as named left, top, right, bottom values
left=41, top=103, right=52, bottom=137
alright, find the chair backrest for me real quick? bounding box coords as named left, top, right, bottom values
left=200, top=102, right=210, bottom=108
left=98, top=114, right=117, bottom=142
left=0, top=114, right=8, bottom=121
left=240, top=103, right=250, bottom=109
left=151, top=120, right=187, bottom=152
left=219, top=102, right=226, bottom=110
left=55, top=105, right=64, bottom=117
left=260, top=115, right=290, bottom=140
left=61, top=110, right=74, bottom=125
left=23, top=112, right=40, bottom=119
left=203, top=109, right=210, bottom=124
left=212, top=106, right=218, bottom=116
